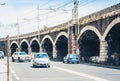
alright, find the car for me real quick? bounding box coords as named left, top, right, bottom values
left=89, top=56, right=100, bottom=64
left=0, top=51, right=4, bottom=59
left=63, top=53, right=79, bottom=64
left=32, top=52, right=50, bottom=68
left=11, top=52, right=31, bottom=62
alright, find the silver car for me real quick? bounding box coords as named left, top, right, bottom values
left=89, top=56, right=100, bottom=64
left=33, top=52, right=50, bottom=68
left=11, top=52, right=31, bottom=62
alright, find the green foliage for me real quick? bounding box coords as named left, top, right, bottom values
left=43, top=25, right=48, bottom=30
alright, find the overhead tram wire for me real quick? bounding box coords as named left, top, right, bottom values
left=20, top=1, right=73, bottom=27
left=78, top=0, right=96, bottom=7
left=3, top=0, right=97, bottom=28
left=19, top=0, right=55, bottom=18
left=16, top=1, right=76, bottom=27
left=49, top=0, right=73, bottom=9
left=38, top=0, right=51, bottom=8
left=19, top=1, right=73, bottom=20
left=55, top=0, right=74, bottom=10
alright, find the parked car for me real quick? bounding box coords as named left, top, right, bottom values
left=32, top=52, right=50, bottom=67
left=63, top=53, right=79, bottom=64
left=0, top=51, right=4, bottom=59
left=89, top=56, right=100, bottom=64
left=11, top=52, right=31, bottom=62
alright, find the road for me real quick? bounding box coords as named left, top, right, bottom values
left=8, top=59, right=120, bottom=81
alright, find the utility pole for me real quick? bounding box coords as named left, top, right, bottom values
left=16, top=17, right=20, bottom=51
left=72, top=0, right=79, bottom=54
left=37, top=5, right=40, bottom=40
left=7, top=35, right=10, bottom=81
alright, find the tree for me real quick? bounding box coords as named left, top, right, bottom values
left=43, top=25, right=48, bottom=30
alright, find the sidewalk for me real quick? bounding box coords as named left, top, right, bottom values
left=0, top=59, right=12, bottom=81
left=82, top=62, right=120, bottom=70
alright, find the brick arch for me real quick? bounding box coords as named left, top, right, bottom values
left=30, top=37, right=40, bottom=47
left=20, top=39, right=30, bottom=47
left=41, top=35, right=54, bottom=46
left=10, top=41, right=19, bottom=48
left=103, top=17, right=120, bottom=40
left=54, top=32, right=68, bottom=44
left=77, top=25, right=101, bottom=41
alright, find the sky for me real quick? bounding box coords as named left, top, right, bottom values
left=0, top=0, right=120, bottom=38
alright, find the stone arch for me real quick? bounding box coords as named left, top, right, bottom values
left=30, top=37, right=40, bottom=52
left=40, top=35, right=54, bottom=58
left=10, top=41, right=19, bottom=54
left=103, top=17, right=120, bottom=40
left=20, top=39, right=30, bottom=54
left=55, top=32, right=68, bottom=44
left=77, top=25, right=101, bottom=62
left=30, top=37, right=40, bottom=46
left=77, top=25, right=101, bottom=41
left=41, top=35, right=54, bottom=46
left=20, top=39, right=29, bottom=47
left=10, top=41, right=19, bottom=48
left=55, top=32, right=68, bottom=60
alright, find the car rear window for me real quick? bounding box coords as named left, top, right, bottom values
left=70, top=54, right=78, bottom=58
left=19, top=52, right=27, bottom=55
left=34, top=53, right=48, bottom=58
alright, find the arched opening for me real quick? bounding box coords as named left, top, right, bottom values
left=41, top=38, right=53, bottom=59
left=105, top=23, right=120, bottom=65
left=30, top=40, right=40, bottom=52
left=10, top=43, right=18, bottom=55
left=78, top=30, right=100, bottom=62
left=21, top=42, right=28, bottom=54
left=56, top=35, right=68, bottom=60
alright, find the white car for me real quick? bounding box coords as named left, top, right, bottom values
left=11, top=52, right=31, bottom=62
left=89, top=56, right=100, bottom=64
left=33, top=52, right=50, bottom=68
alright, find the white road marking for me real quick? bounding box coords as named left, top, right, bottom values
left=10, top=66, right=20, bottom=80
left=52, top=65, right=109, bottom=81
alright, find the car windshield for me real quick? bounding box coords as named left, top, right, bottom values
left=70, top=54, right=78, bottom=58
left=34, top=53, right=48, bottom=58
left=19, top=52, right=27, bottom=55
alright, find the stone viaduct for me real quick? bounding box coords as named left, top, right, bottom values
left=0, top=3, right=120, bottom=64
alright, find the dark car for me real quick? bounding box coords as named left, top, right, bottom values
left=63, top=54, right=79, bottom=64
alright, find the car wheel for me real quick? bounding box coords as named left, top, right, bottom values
left=12, top=57, right=15, bottom=62
left=18, top=57, right=21, bottom=62
left=33, top=64, right=36, bottom=68
left=77, top=62, right=79, bottom=64
left=67, top=61, right=69, bottom=64
left=48, top=65, right=50, bottom=68
left=28, top=60, right=31, bottom=62
left=63, top=60, right=65, bottom=63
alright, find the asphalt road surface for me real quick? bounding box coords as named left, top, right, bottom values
left=8, top=59, right=120, bottom=81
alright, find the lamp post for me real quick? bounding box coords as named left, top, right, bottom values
left=37, top=5, right=40, bottom=40
left=7, top=35, right=10, bottom=81
left=16, top=17, right=20, bottom=52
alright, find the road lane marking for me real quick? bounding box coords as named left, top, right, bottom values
left=52, top=65, right=109, bottom=81
left=10, top=66, right=20, bottom=80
